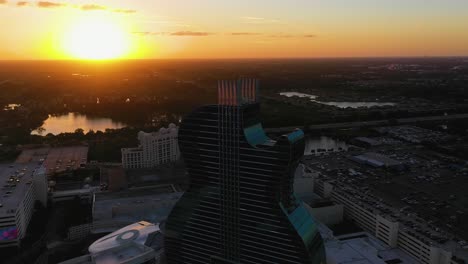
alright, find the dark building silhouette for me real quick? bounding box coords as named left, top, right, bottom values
left=164, top=79, right=325, bottom=264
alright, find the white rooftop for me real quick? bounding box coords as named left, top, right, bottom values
left=93, top=185, right=182, bottom=225
left=89, top=221, right=160, bottom=254
left=60, top=221, right=163, bottom=264
left=325, top=233, right=418, bottom=264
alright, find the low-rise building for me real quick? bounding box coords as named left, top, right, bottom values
left=1, top=146, right=90, bottom=248
left=60, top=221, right=164, bottom=264
left=294, top=164, right=318, bottom=203
left=313, top=177, right=464, bottom=264
left=349, top=152, right=405, bottom=170
left=325, top=232, right=418, bottom=264
left=303, top=202, right=418, bottom=264
left=91, top=185, right=182, bottom=233
left=0, top=164, right=47, bottom=248
left=306, top=200, right=344, bottom=227
left=351, top=137, right=382, bottom=148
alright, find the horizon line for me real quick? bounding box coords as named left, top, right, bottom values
left=1, top=55, right=468, bottom=62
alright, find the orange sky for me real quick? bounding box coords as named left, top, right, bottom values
left=1, top=0, right=468, bottom=59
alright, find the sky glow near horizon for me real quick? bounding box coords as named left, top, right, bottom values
left=1, top=0, right=468, bottom=59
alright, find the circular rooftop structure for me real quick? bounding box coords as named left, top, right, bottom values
left=89, top=221, right=161, bottom=255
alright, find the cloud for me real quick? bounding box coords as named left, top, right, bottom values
left=132, top=32, right=152, bottom=36
left=266, top=33, right=318, bottom=38
left=252, top=40, right=273, bottom=45
left=114, top=8, right=136, bottom=14
left=132, top=32, right=165, bottom=36
left=0, top=0, right=7, bottom=4
left=12, top=1, right=136, bottom=14
left=138, top=20, right=192, bottom=28
left=173, top=23, right=193, bottom=28
left=80, top=4, right=138, bottom=14
left=132, top=31, right=314, bottom=39
left=81, top=4, right=106, bottom=11
left=230, top=32, right=262, bottom=36
left=170, top=31, right=214, bottom=36
left=132, top=31, right=215, bottom=37
left=241, top=16, right=265, bottom=20
left=268, top=34, right=294, bottom=38
left=37, top=1, right=64, bottom=8
left=241, top=16, right=280, bottom=24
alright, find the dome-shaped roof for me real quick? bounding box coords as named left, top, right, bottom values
left=89, top=221, right=160, bottom=254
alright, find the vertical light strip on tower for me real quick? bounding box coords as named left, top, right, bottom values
left=165, top=78, right=326, bottom=264
left=218, top=78, right=258, bottom=106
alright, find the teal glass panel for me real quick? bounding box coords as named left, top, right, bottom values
left=243, top=123, right=269, bottom=146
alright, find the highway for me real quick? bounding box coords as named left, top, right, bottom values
left=265, top=113, right=468, bottom=134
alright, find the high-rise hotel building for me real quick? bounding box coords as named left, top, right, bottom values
left=164, top=79, right=325, bottom=263
left=121, top=124, right=180, bottom=169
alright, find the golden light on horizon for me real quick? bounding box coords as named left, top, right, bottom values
left=62, top=16, right=130, bottom=60
left=1, top=1, right=467, bottom=60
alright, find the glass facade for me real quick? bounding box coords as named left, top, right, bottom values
left=164, top=79, right=325, bottom=264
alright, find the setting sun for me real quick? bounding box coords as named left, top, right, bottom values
left=62, top=17, right=130, bottom=60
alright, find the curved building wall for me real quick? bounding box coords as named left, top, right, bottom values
left=165, top=95, right=325, bottom=263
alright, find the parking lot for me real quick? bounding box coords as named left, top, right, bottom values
left=303, top=142, right=468, bottom=243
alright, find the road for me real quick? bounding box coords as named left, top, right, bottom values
left=265, top=113, right=468, bottom=133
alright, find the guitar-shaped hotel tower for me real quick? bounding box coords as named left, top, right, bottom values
left=164, top=79, right=326, bottom=264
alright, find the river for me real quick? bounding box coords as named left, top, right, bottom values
left=280, top=92, right=395, bottom=108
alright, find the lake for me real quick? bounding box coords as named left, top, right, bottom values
left=304, top=136, right=347, bottom=156
left=31, top=113, right=127, bottom=135
left=3, top=104, right=21, bottom=111
left=280, top=92, right=395, bottom=109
